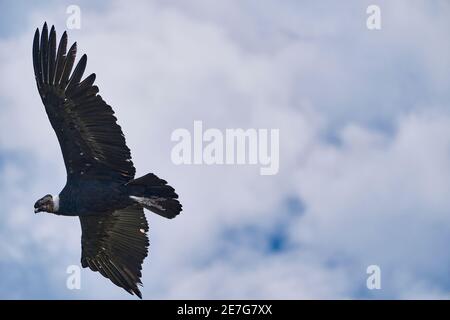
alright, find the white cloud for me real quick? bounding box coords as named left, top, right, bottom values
left=0, top=0, right=449, bottom=299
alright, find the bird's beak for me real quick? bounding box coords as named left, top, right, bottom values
left=34, top=208, right=39, bottom=214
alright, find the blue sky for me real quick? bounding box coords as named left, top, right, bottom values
left=0, top=0, right=449, bottom=299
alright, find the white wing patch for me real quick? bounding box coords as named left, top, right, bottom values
left=130, top=196, right=166, bottom=211
left=53, top=194, right=60, bottom=212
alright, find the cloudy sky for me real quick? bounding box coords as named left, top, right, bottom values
left=0, top=0, right=449, bottom=299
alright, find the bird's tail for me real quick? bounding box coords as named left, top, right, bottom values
left=126, top=173, right=182, bottom=219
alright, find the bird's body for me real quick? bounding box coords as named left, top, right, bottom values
left=57, top=178, right=129, bottom=216
left=32, top=23, right=182, bottom=298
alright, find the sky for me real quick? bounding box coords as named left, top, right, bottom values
left=0, top=0, right=449, bottom=299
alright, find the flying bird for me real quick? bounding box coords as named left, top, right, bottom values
left=32, top=23, right=182, bottom=298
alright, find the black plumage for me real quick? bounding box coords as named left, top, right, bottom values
left=32, top=23, right=182, bottom=298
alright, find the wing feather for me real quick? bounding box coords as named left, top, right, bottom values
left=48, top=26, right=56, bottom=85
left=32, top=23, right=135, bottom=183
left=54, top=31, right=68, bottom=86
left=60, top=42, right=77, bottom=88
left=40, top=23, right=49, bottom=84
left=79, top=206, right=149, bottom=298
left=66, top=54, right=87, bottom=93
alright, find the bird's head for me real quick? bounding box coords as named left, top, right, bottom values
left=34, top=194, right=59, bottom=214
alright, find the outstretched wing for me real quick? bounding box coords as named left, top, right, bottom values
left=79, top=206, right=149, bottom=298
left=32, top=23, right=135, bottom=183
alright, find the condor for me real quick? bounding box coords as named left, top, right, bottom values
left=32, top=23, right=182, bottom=298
